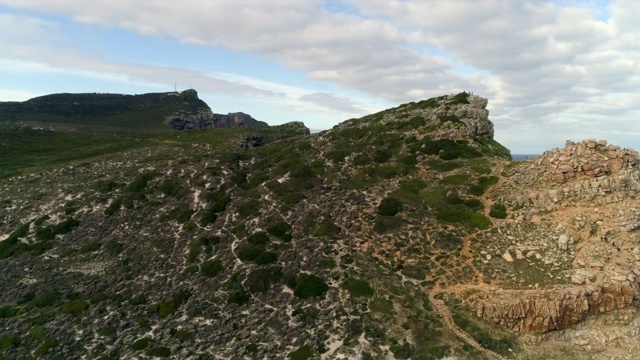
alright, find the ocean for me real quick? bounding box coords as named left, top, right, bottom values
left=511, top=154, right=540, bottom=161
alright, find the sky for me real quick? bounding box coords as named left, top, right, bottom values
left=0, top=0, right=638, bottom=153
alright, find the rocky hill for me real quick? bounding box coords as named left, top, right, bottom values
left=0, top=89, right=268, bottom=133
left=0, top=92, right=638, bottom=360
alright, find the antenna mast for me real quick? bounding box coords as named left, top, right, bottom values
left=174, top=82, right=177, bottom=93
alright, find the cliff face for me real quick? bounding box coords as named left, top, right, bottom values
left=462, top=138, right=640, bottom=336
left=470, top=279, right=639, bottom=333
left=165, top=110, right=269, bottom=130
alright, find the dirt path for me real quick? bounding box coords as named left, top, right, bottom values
left=429, top=288, right=507, bottom=360
left=425, top=161, right=512, bottom=359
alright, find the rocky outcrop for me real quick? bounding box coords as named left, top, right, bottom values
left=165, top=110, right=268, bottom=130
left=470, top=279, right=639, bottom=333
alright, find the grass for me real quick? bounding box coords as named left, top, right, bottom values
left=0, top=122, right=309, bottom=180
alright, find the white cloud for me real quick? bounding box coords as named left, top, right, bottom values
left=1, top=1, right=640, bottom=152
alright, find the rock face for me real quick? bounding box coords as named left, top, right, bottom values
left=465, top=137, right=640, bottom=337
left=471, top=280, right=639, bottom=333
left=335, top=92, right=498, bottom=144
left=165, top=110, right=269, bottom=130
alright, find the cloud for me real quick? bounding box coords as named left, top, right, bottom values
left=1, top=1, right=640, bottom=152
left=298, top=92, right=367, bottom=114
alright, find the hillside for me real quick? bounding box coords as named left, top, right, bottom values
left=0, top=92, right=638, bottom=360
left=0, top=89, right=267, bottom=133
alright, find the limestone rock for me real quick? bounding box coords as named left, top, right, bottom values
left=558, top=234, right=569, bottom=250
left=502, top=251, right=514, bottom=262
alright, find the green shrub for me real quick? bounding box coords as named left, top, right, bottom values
left=125, top=173, right=155, bottom=193
left=28, top=325, right=46, bottom=340
left=131, top=337, right=150, bottom=350
left=369, top=297, right=394, bottom=314
left=235, top=242, right=265, bottom=262
left=440, top=174, right=469, bottom=185
left=373, top=216, right=404, bottom=234
left=289, top=345, right=312, bottom=360
left=434, top=232, right=462, bottom=250
left=254, top=251, right=278, bottom=265
left=79, top=242, right=101, bottom=253
left=400, top=179, right=427, bottom=194
left=267, top=220, right=292, bottom=241
left=34, top=338, right=59, bottom=357
left=199, top=209, right=217, bottom=226
left=294, top=274, right=329, bottom=299
left=97, top=327, right=116, bottom=337
left=427, top=159, right=461, bottom=172
left=171, top=328, right=193, bottom=342
left=247, top=232, right=270, bottom=245
left=32, top=291, right=61, bottom=308
left=377, top=197, right=403, bottom=216
left=469, top=176, right=498, bottom=196
left=463, top=198, right=483, bottom=210
left=436, top=205, right=468, bottom=223
left=147, top=346, right=171, bottom=357
left=149, top=289, right=190, bottom=318
left=0, top=334, right=20, bottom=349
left=200, top=259, right=223, bottom=277
left=162, top=206, right=194, bottom=223
left=0, top=306, right=19, bottom=318
left=227, top=288, right=250, bottom=305
left=105, top=241, right=124, bottom=255
left=343, top=278, right=374, bottom=298
left=61, top=300, right=89, bottom=315
left=246, top=267, right=282, bottom=293
left=238, top=199, right=260, bottom=218
left=311, top=218, right=341, bottom=237
left=94, top=180, right=120, bottom=193
left=489, top=203, right=508, bottom=219
left=373, top=149, right=393, bottom=163
left=447, top=92, right=470, bottom=105
left=246, top=343, right=259, bottom=354
left=158, top=178, right=184, bottom=197
left=468, top=213, right=492, bottom=229
left=129, top=293, right=147, bottom=306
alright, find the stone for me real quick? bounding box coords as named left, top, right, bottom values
left=558, top=234, right=569, bottom=250
left=502, top=251, right=514, bottom=262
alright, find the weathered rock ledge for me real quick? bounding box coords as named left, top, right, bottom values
left=469, top=277, right=640, bottom=333
left=165, top=110, right=268, bottom=130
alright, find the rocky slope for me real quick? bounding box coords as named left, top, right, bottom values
left=0, top=92, right=638, bottom=359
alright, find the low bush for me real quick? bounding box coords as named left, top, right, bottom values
left=377, top=197, right=403, bottom=216
left=373, top=216, right=404, bottom=234
left=227, top=288, right=250, bottom=305
left=247, top=232, right=270, bottom=245
left=146, top=346, right=171, bottom=357
left=294, top=274, right=329, bottom=299
left=200, top=259, right=223, bottom=277
left=235, top=242, right=265, bottom=262
left=289, top=345, right=311, bottom=360
left=131, top=337, right=150, bottom=351
left=343, top=278, right=374, bottom=298
left=490, top=203, right=508, bottom=219
left=400, top=179, right=427, bottom=195
left=246, top=266, right=282, bottom=293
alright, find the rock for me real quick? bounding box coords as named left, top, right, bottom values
left=166, top=111, right=269, bottom=130
left=502, top=251, right=514, bottom=262
left=558, top=234, right=569, bottom=251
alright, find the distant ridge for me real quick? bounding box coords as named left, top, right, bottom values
left=0, top=89, right=267, bottom=133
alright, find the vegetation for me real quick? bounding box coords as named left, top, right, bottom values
left=343, top=278, right=374, bottom=298
left=289, top=345, right=312, bottom=360
left=490, top=203, right=508, bottom=219
left=293, top=274, right=329, bottom=299
left=377, top=197, right=403, bottom=216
